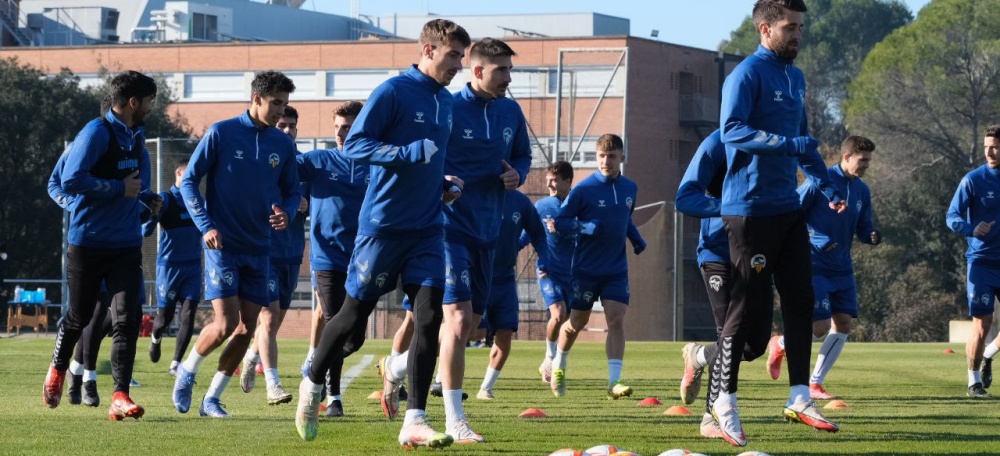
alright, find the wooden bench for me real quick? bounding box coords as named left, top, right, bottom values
left=6, top=301, right=49, bottom=336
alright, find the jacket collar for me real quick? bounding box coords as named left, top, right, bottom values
left=754, top=44, right=794, bottom=67
left=594, top=171, right=619, bottom=184
left=238, top=110, right=272, bottom=131
left=404, top=65, right=445, bottom=91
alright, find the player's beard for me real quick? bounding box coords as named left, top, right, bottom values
left=773, top=39, right=799, bottom=60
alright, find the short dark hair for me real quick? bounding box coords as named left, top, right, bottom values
left=175, top=159, right=189, bottom=171
left=753, top=0, right=807, bottom=28
left=987, top=125, right=1000, bottom=139
left=596, top=133, right=624, bottom=153
left=109, top=70, right=157, bottom=107
left=251, top=71, right=296, bottom=98
left=546, top=161, right=573, bottom=182
left=334, top=100, right=363, bottom=119
left=470, top=38, right=516, bottom=62
left=841, top=136, right=875, bottom=156
left=282, top=105, right=299, bottom=120
left=419, top=19, right=471, bottom=49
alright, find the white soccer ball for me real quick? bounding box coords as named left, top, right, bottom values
left=549, top=450, right=592, bottom=456
left=586, top=445, right=621, bottom=456
left=658, top=450, right=709, bottom=456
left=736, top=452, right=772, bottom=456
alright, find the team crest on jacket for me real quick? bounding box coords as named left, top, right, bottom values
left=856, top=200, right=862, bottom=212
left=268, top=279, right=277, bottom=293
left=461, top=270, right=471, bottom=287
left=625, top=197, right=633, bottom=208
left=269, top=153, right=280, bottom=168
left=376, top=273, right=388, bottom=289
left=709, top=275, right=723, bottom=292
left=751, top=254, right=766, bottom=273
left=511, top=212, right=521, bottom=225
left=503, top=127, right=513, bottom=145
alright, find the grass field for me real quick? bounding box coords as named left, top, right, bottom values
left=0, top=337, right=997, bottom=455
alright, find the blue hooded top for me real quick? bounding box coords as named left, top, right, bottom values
left=530, top=195, right=576, bottom=280
left=343, top=65, right=454, bottom=240
left=443, top=84, right=532, bottom=248
left=297, top=148, right=369, bottom=273
left=142, top=186, right=203, bottom=266
left=180, top=110, right=301, bottom=256
left=799, top=165, right=878, bottom=276
left=947, top=165, right=1000, bottom=266
left=494, top=190, right=547, bottom=283
left=676, top=130, right=729, bottom=266
left=720, top=45, right=842, bottom=216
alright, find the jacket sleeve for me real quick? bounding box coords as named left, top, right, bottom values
left=947, top=177, right=975, bottom=237
left=720, top=69, right=798, bottom=157
left=47, top=154, right=73, bottom=209
left=277, top=146, right=302, bottom=222
left=509, top=115, right=533, bottom=187
left=61, top=121, right=126, bottom=198
left=522, top=202, right=549, bottom=272
left=855, top=186, right=877, bottom=244
left=797, top=156, right=843, bottom=204
left=180, top=128, right=218, bottom=235
left=554, top=188, right=595, bottom=236
left=676, top=148, right=722, bottom=218
left=142, top=191, right=170, bottom=238
left=342, top=84, right=425, bottom=166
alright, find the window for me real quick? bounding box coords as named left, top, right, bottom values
left=183, top=73, right=244, bottom=101
left=285, top=72, right=316, bottom=100
left=192, top=13, right=218, bottom=41
left=325, top=71, right=389, bottom=99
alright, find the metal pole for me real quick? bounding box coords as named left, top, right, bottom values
left=554, top=51, right=564, bottom=162
left=672, top=205, right=682, bottom=341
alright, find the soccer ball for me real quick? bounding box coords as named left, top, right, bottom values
left=549, top=450, right=592, bottom=456
left=736, top=452, right=772, bottom=456
left=585, top=445, right=621, bottom=456
left=658, top=451, right=709, bottom=456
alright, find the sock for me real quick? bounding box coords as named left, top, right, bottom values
left=403, top=408, right=426, bottom=427
left=554, top=349, right=569, bottom=370
left=265, top=368, right=280, bottom=389
left=389, top=352, right=408, bottom=382
left=714, top=391, right=736, bottom=409
left=810, top=331, right=848, bottom=384
left=812, top=332, right=826, bottom=343
left=443, top=389, right=466, bottom=425
left=695, top=346, right=708, bottom=368
left=789, top=384, right=810, bottom=406
left=170, top=360, right=180, bottom=370
left=607, top=359, right=623, bottom=384
left=435, top=370, right=442, bottom=385
left=327, top=394, right=341, bottom=405
left=244, top=347, right=259, bottom=363
left=83, top=369, right=97, bottom=382
left=390, top=349, right=401, bottom=357
left=481, top=367, right=501, bottom=391
left=151, top=334, right=161, bottom=344
left=546, top=340, right=557, bottom=359
left=303, top=376, right=324, bottom=394
left=306, top=347, right=315, bottom=361
left=206, top=372, right=231, bottom=400
left=182, top=350, right=206, bottom=374
left=778, top=336, right=786, bottom=350
left=969, top=369, right=982, bottom=386
left=985, top=342, right=999, bottom=360
left=69, top=360, right=84, bottom=376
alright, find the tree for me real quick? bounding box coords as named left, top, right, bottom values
left=845, top=0, right=1000, bottom=340
left=0, top=59, right=190, bottom=290
left=724, top=0, right=912, bottom=146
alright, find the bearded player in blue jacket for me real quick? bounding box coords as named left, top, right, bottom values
left=295, top=20, right=470, bottom=449
left=766, top=136, right=880, bottom=401
left=713, top=1, right=845, bottom=446
left=172, top=71, right=301, bottom=419
left=550, top=133, right=646, bottom=400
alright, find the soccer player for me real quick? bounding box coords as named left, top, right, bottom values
left=172, top=71, right=300, bottom=418
left=239, top=105, right=308, bottom=405
left=947, top=124, right=1000, bottom=399
left=714, top=0, right=845, bottom=445
left=294, top=19, right=470, bottom=449
left=549, top=133, right=646, bottom=399
left=378, top=36, right=531, bottom=444
left=44, top=70, right=160, bottom=421
left=675, top=130, right=773, bottom=439
left=295, top=100, right=370, bottom=417
left=765, top=136, right=880, bottom=400
left=476, top=189, right=548, bottom=400
left=536, top=161, right=576, bottom=383
left=144, top=160, right=202, bottom=377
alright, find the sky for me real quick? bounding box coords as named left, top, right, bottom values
left=295, top=0, right=933, bottom=51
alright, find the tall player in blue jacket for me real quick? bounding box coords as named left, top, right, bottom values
left=295, top=20, right=471, bottom=449
left=295, top=100, right=369, bottom=418
left=550, top=133, right=646, bottom=400
left=44, top=71, right=160, bottom=422
left=675, top=130, right=772, bottom=440
left=143, top=160, right=202, bottom=377
left=475, top=189, right=548, bottom=400
left=767, top=136, right=880, bottom=400
left=947, top=124, right=1000, bottom=399
left=172, top=71, right=300, bottom=419
left=535, top=161, right=576, bottom=384
left=713, top=1, right=845, bottom=445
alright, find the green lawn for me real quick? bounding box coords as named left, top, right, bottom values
left=0, top=337, right=996, bottom=455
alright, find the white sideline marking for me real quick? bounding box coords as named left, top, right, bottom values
left=340, top=354, right=375, bottom=391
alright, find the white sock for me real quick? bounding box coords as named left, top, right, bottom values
left=985, top=342, right=999, bottom=360
left=607, top=359, right=623, bottom=384
left=69, top=360, right=84, bottom=376
left=443, top=389, right=466, bottom=425
left=810, top=331, right=848, bottom=384
left=244, top=346, right=259, bottom=363
left=778, top=336, right=786, bottom=350
left=151, top=334, right=161, bottom=344
left=969, top=369, right=982, bottom=386
left=303, top=376, right=324, bottom=394
left=170, top=360, right=180, bottom=370
left=435, top=370, right=442, bottom=385
left=695, top=346, right=708, bottom=368
left=83, top=369, right=97, bottom=382
left=546, top=340, right=557, bottom=359
left=403, top=408, right=426, bottom=427
left=265, top=368, right=280, bottom=389
left=554, top=349, right=569, bottom=370
left=714, top=391, right=736, bottom=410
left=182, top=350, right=206, bottom=374
left=481, top=367, right=501, bottom=391
left=391, top=349, right=401, bottom=357
left=789, top=384, right=810, bottom=405
left=389, top=352, right=408, bottom=382
left=306, top=347, right=315, bottom=361
left=327, top=394, right=341, bottom=405
left=206, top=372, right=231, bottom=400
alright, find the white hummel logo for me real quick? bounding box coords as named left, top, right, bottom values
left=330, top=172, right=339, bottom=181
left=356, top=260, right=369, bottom=272
left=235, top=150, right=244, bottom=159
left=463, top=129, right=473, bottom=139
left=415, top=112, right=425, bottom=123
left=773, top=91, right=783, bottom=101
left=989, top=191, right=994, bottom=199
left=598, top=200, right=606, bottom=207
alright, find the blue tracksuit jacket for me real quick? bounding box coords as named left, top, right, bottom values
left=948, top=165, right=1000, bottom=266
left=799, top=165, right=878, bottom=276
left=676, top=130, right=729, bottom=266
left=297, top=148, right=369, bottom=273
